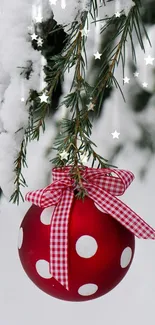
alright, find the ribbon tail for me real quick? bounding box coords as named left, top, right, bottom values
left=87, top=186, right=155, bottom=239
left=49, top=188, right=74, bottom=290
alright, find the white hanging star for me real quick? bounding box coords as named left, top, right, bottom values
left=59, top=150, right=69, bottom=160
left=61, top=0, right=66, bottom=9
left=80, top=27, right=89, bottom=37
left=134, top=71, right=139, bottom=77
left=35, top=14, right=43, bottom=23
left=111, top=130, right=120, bottom=139
left=94, top=51, right=102, bottom=60
left=31, top=33, right=38, bottom=41
left=37, top=37, right=43, bottom=46
left=123, top=76, right=130, bottom=84
left=142, top=82, right=148, bottom=88
left=115, top=11, right=121, bottom=17
left=87, top=102, right=95, bottom=111
left=39, top=93, right=48, bottom=103
left=144, top=55, right=155, bottom=65
left=49, top=0, right=57, bottom=5
left=21, top=97, right=25, bottom=102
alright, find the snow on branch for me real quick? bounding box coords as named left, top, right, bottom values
left=0, top=0, right=52, bottom=198
left=0, top=0, right=149, bottom=203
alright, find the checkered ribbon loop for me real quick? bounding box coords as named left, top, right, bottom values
left=25, top=166, right=155, bottom=290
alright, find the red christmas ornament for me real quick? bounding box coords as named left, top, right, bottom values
left=18, top=167, right=155, bottom=302
left=18, top=196, right=135, bottom=302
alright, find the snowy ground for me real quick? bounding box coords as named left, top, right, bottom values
left=0, top=1, right=155, bottom=324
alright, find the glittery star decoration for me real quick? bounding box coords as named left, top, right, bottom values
left=87, top=102, right=95, bottom=111
left=94, top=51, right=102, bottom=60
left=39, top=93, right=48, bottom=103
left=31, top=33, right=38, bottom=41
left=49, top=0, right=57, bottom=5
left=134, top=71, right=139, bottom=77
left=111, top=130, right=120, bottom=139
left=144, top=55, right=155, bottom=65
left=37, top=37, right=43, bottom=47
left=59, top=150, right=69, bottom=160
left=80, top=27, right=89, bottom=37
left=142, top=82, right=148, bottom=88
left=21, top=97, right=25, bottom=102
left=123, top=76, right=130, bottom=84
left=115, top=11, right=121, bottom=17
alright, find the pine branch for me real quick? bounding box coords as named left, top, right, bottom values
left=26, top=98, right=48, bottom=141
left=51, top=21, right=117, bottom=198
left=91, top=2, right=150, bottom=113
left=10, top=0, right=149, bottom=203
left=9, top=135, right=28, bottom=204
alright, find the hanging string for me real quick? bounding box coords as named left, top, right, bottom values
left=110, top=0, right=121, bottom=136
left=61, top=0, right=66, bottom=9
left=92, top=0, right=101, bottom=53
left=94, top=15, right=101, bottom=52
left=32, top=0, right=43, bottom=24
left=115, top=0, right=120, bottom=13
left=142, top=1, right=152, bottom=90
left=20, top=79, right=25, bottom=103
left=40, top=56, right=47, bottom=92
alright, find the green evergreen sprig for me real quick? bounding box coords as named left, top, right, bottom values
left=9, top=135, right=28, bottom=204
left=91, top=1, right=150, bottom=114
left=51, top=21, right=117, bottom=198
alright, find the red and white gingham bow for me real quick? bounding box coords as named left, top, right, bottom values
left=25, top=166, right=155, bottom=290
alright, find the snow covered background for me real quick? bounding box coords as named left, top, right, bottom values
left=0, top=0, right=155, bottom=324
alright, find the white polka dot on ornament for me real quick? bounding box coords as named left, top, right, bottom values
left=40, top=206, right=55, bottom=225
left=76, top=235, right=98, bottom=258
left=78, top=283, right=98, bottom=296
left=18, top=227, right=23, bottom=249
left=120, top=247, right=132, bottom=268
left=35, top=260, right=52, bottom=279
